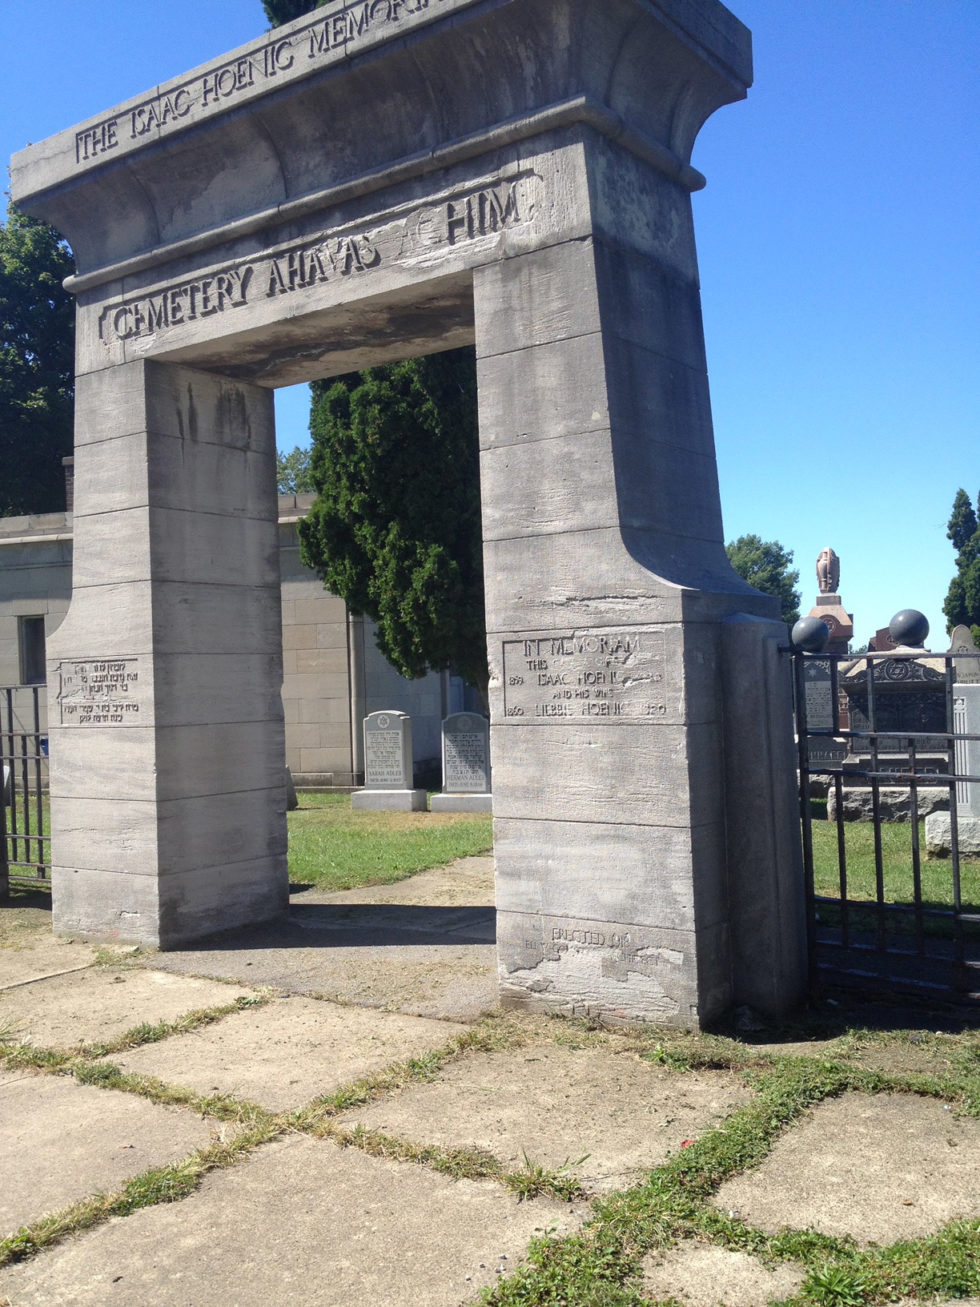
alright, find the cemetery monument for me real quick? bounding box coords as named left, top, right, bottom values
left=11, top=0, right=806, bottom=1026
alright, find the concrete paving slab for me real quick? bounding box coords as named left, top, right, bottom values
left=0, top=1134, right=585, bottom=1306
left=142, top=906, right=499, bottom=1020
left=640, top=1242, right=805, bottom=1306
left=135, top=857, right=498, bottom=1020
left=0, top=967, right=255, bottom=1051
left=0, top=1072, right=219, bottom=1238
left=105, top=995, right=470, bottom=1111
left=714, top=1092, right=980, bottom=1244
left=0, top=936, right=97, bottom=991
left=340, top=1044, right=753, bottom=1192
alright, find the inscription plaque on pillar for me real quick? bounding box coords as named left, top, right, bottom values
left=502, top=628, right=668, bottom=722
left=56, top=657, right=144, bottom=726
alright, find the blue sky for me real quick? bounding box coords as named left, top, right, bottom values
left=3, top=1, right=977, bottom=646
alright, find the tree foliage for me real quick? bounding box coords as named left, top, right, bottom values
left=276, top=444, right=314, bottom=494
left=725, top=534, right=801, bottom=625
left=0, top=202, right=75, bottom=516
left=942, top=488, right=980, bottom=642
left=262, top=0, right=324, bottom=25
left=298, top=349, right=487, bottom=696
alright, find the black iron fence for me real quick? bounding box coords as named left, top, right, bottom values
left=790, top=647, right=980, bottom=1005
left=1, top=685, right=51, bottom=890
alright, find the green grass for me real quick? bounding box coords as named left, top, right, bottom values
left=286, top=791, right=492, bottom=890
left=809, top=810, right=980, bottom=935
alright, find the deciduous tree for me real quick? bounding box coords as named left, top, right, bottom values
left=725, top=534, right=801, bottom=625
left=276, top=445, right=314, bottom=494
left=0, top=202, right=75, bottom=516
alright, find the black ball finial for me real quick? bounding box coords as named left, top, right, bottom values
left=889, top=609, right=929, bottom=648
left=791, top=616, right=831, bottom=653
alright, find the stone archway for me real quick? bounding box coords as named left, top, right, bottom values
left=11, top=0, right=806, bottom=1027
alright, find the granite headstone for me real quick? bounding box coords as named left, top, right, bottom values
left=352, top=711, right=427, bottom=812
left=431, top=713, right=492, bottom=813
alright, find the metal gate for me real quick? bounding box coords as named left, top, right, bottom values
left=790, top=647, right=980, bottom=1005
left=1, top=685, right=51, bottom=891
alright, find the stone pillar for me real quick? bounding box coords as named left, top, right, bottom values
left=48, top=359, right=288, bottom=947
left=477, top=135, right=806, bottom=1027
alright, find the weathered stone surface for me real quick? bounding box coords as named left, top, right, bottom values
left=641, top=1243, right=805, bottom=1307
left=340, top=1044, right=752, bottom=1192
left=105, top=995, right=469, bottom=1111
left=714, top=1093, right=980, bottom=1243
left=0, top=968, right=254, bottom=1050
left=828, top=786, right=950, bottom=823
left=0, top=1136, right=584, bottom=1307
left=0, top=1075, right=217, bottom=1239
left=925, top=811, right=980, bottom=858
left=9, top=0, right=806, bottom=1023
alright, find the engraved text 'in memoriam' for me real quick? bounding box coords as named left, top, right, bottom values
left=57, top=658, right=143, bottom=726
left=502, top=628, right=668, bottom=722
left=75, top=0, right=451, bottom=166
left=98, top=176, right=533, bottom=345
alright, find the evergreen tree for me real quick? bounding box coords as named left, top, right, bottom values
left=943, top=488, right=980, bottom=642
left=0, top=202, right=75, bottom=516
left=298, top=349, right=487, bottom=698
left=725, top=534, right=801, bottom=626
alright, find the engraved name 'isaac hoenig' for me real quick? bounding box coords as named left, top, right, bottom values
left=75, top=0, right=451, bottom=165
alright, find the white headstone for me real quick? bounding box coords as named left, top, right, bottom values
left=954, top=685, right=980, bottom=819
left=352, top=711, right=427, bottom=811
left=950, top=626, right=980, bottom=685
left=431, top=713, right=492, bottom=813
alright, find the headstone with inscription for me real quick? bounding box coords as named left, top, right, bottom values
left=431, top=713, right=491, bottom=812
left=800, top=658, right=846, bottom=769
left=352, top=711, right=427, bottom=811
left=926, top=684, right=980, bottom=853
left=950, top=626, right=980, bottom=685
left=11, top=0, right=806, bottom=1027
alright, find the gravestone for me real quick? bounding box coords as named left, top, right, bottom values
left=953, top=686, right=980, bottom=819
left=11, top=0, right=806, bottom=1026
left=926, top=684, right=980, bottom=854
left=801, top=659, right=846, bottom=768
left=352, top=711, right=427, bottom=811
left=431, top=713, right=491, bottom=812
left=950, top=626, right=980, bottom=685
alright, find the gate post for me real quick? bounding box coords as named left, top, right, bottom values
left=477, top=137, right=807, bottom=1027
left=46, top=359, right=288, bottom=947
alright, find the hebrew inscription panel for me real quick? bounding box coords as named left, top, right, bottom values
left=57, top=658, right=143, bottom=726
left=502, top=628, right=668, bottom=723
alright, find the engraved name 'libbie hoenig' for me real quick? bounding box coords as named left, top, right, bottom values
left=75, top=0, right=452, bottom=166
left=98, top=176, right=533, bottom=345
left=502, top=628, right=668, bottom=721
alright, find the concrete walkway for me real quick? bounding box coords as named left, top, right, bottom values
left=1, top=859, right=978, bottom=1306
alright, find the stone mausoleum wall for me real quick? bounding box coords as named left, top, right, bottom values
left=1, top=496, right=445, bottom=785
